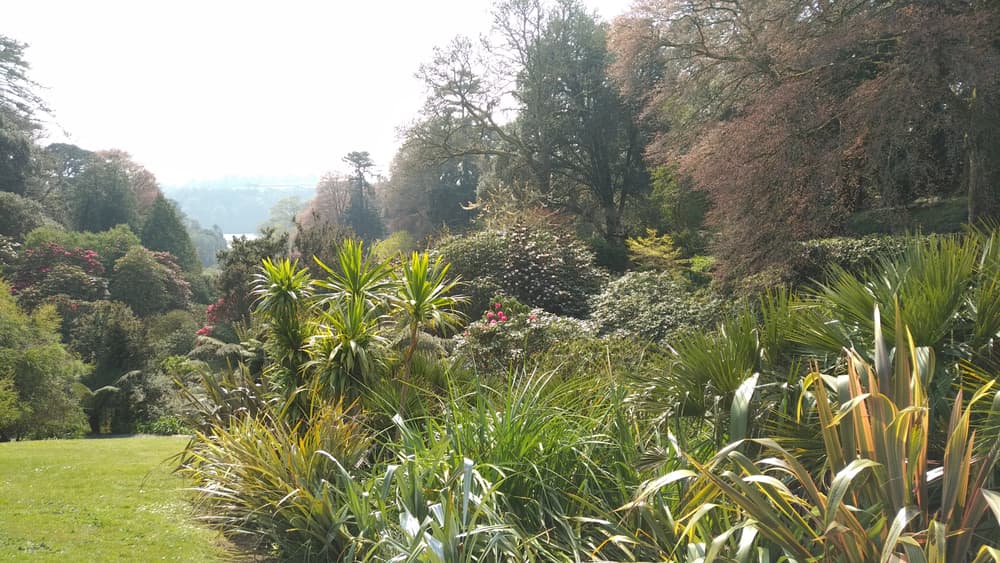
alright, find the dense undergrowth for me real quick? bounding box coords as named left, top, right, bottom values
left=176, top=227, right=1000, bottom=561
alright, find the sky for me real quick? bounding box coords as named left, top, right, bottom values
left=5, top=0, right=633, bottom=186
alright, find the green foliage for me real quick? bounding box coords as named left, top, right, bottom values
left=456, top=297, right=594, bottom=374
left=846, top=198, right=969, bottom=236
left=643, top=165, right=710, bottom=255
left=68, top=157, right=139, bottom=232
left=791, top=234, right=912, bottom=285
left=0, top=111, right=35, bottom=197
left=109, top=247, right=191, bottom=317
left=185, top=218, right=227, bottom=268
left=135, top=415, right=192, bottom=435
left=0, top=191, right=56, bottom=239
left=382, top=124, right=479, bottom=240
left=24, top=224, right=141, bottom=272
left=141, top=194, right=200, bottom=272
left=69, top=300, right=148, bottom=433
left=590, top=270, right=726, bottom=343
left=0, top=282, right=87, bottom=440
left=371, top=229, right=418, bottom=262
left=626, top=229, right=683, bottom=271
left=649, top=316, right=1000, bottom=561
left=394, top=251, right=466, bottom=384
left=13, top=263, right=106, bottom=311
left=436, top=222, right=607, bottom=317
left=179, top=401, right=373, bottom=560
left=214, top=228, right=288, bottom=324
left=146, top=309, right=200, bottom=359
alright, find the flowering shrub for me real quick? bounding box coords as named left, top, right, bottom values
left=590, top=271, right=728, bottom=343
left=436, top=223, right=607, bottom=318
left=11, top=242, right=105, bottom=293
left=454, top=295, right=593, bottom=373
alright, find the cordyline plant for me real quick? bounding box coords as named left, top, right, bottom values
left=632, top=305, right=1000, bottom=562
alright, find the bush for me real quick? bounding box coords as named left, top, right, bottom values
left=24, top=225, right=141, bottom=272
left=790, top=235, right=912, bottom=284
left=136, top=415, right=192, bottom=435
left=436, top=223, right=607, bottom=318
left=454, top=295, right=594, bottom=373
left=109, top=247, right=192, bottom=317
left=590, top=271, right=727, bottom=343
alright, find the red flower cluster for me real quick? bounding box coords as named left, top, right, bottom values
left=485, top=302, right=508, bottom=326
left=196, top=326, right=213, bottom=336
left=205, top=297, right=226, bottom=324
left=11, top=243, right=105, bottom=292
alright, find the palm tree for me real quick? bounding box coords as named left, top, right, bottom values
left=312, top=239, right=394, bottom=311
left=393, top=251, right=465, bottom=387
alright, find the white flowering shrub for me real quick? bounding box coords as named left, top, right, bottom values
left=435, top=223, right=608, bottom=318
left=590, top=270, right=727, bottom=343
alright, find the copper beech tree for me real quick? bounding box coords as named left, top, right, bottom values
left=610, top=0, right=1000, bottom=277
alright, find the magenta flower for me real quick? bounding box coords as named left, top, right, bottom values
left=487, top=311, right=495, bottom=320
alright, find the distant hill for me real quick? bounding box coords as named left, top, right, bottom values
left=163, top=175, right=318, bottom=234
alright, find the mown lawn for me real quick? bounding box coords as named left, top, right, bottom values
left=0, top=435, right=229, bottom=562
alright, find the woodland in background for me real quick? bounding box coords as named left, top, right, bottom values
left=3, top=0, right=1000, bottom=560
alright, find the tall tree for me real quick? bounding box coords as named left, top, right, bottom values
left=68, top=155, right=139, bottom=232
left=382, top=118, right=479, bottom=240
left=341, top=151, right=383, bottom=240
left=0, top=35, right=47, bottom=197
left=610, top=0, right=1000, bottom=276
left=415, top=0, right=649, bottom=243
left=141, top=194, right=200, bottom=272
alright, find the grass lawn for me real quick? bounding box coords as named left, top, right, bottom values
left=0, top=435, right=230, bottom=561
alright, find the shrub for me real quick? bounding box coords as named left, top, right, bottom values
left=454, top=295, right=594, bottom=373
left=109, top=247, right=191, bottom=317
left=24, top=224, right=141, bottom=272
left=436, top=223, right=607, bottom=318
left=136, top=415, right=192, bottom=435
left=590, top=270, right=727, bottom=343
left=791, top=234, right=912, bottom=284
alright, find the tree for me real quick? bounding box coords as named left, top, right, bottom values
left=258, top=195, right=305, bottom=238
left=414, top=0, right=649, bottom=243
left=185, top=217, right=227, bottom=268
left=68, top=156, right=139, bottom=232
left=99, top=149, right=162, bottom=217
left=214, top=229, right=289, bottom=325
left=141, top=194, right=200, bottom=272
left=383, top=118, right=480, bottom=240
left=610, top=0, right=1000, bottom=277
left=0, top=191, right=55, bottom=238
left=0, top=280, right=87, bottom=441
left=341, top=151, right=384, bottom=241
left=68, top=300, right=148, bottom=433
left=0, top=35, right=47, bottom=197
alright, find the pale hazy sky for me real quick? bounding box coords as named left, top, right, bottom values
left=5, top=0, right=632, bottom=185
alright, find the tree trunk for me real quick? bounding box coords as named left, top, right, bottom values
left=604, top=203, right=626, bottom=245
